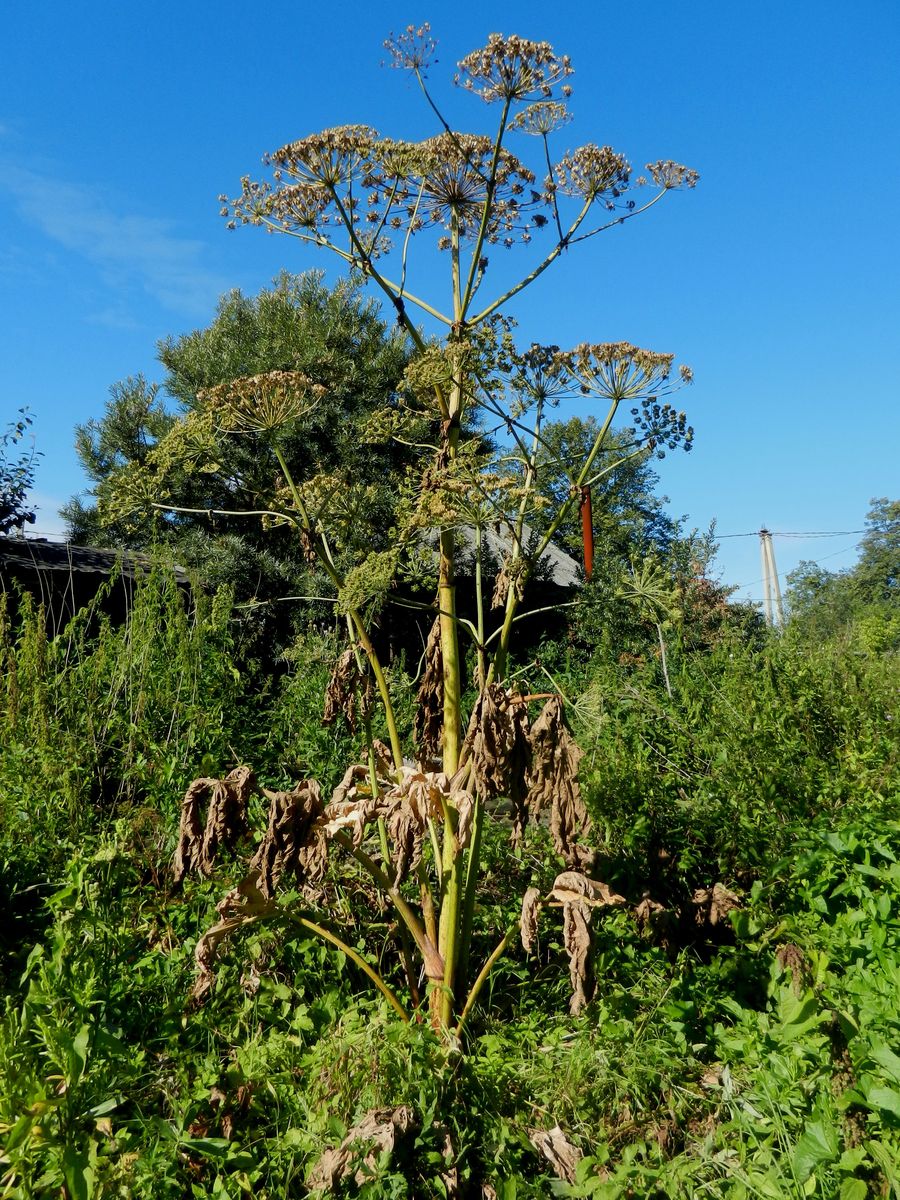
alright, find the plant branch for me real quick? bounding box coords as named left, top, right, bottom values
left=285, top=912, right=409, bottom=1022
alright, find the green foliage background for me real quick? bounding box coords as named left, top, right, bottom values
left=1, top=550, right=898, bottom=1197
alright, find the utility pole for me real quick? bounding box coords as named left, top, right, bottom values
left=759, top=528, right=785, bottom=627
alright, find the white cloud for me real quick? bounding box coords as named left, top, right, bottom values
left=0, top=162, right=230, bottom=319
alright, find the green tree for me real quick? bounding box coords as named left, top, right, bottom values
left=852, top=497, right=900, bottom=607
left=531, top=415, right=680, bottom=563
left=786, top=499, right=900, bottom=652
left=64, top=272, right=411, bottom=655
left=0, top=409, right=39, bottom=534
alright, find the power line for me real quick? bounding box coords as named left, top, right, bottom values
left=716, top=528, right=867, bottom=539
left=734, top=539, right=862, bottom=591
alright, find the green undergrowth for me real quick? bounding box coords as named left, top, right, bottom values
left=1, top=577, right=899, bottom=1196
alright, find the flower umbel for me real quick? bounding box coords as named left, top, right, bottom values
left=456, top=34, right=574, bottom=103
left=200, top=371, right=325, bottom=433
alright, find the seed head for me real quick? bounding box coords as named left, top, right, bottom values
left=456, top=33, right=574, bottom=103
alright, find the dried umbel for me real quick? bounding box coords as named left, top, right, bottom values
left=510, top=341, right=570, bottom=407
left=266, top=124, right=379, bottom=187
left=552, top=145, right=631, bottom=203
left=384, top=23, right=438, bottom=74
left=414, top=617, right=444, bottom=762
left=173, top=766, right=255, bottom=884
left=455, top=34, right=574, bottom=103
left=527, top=697, right=590, bottom=865
left=368, top=133, right=542, bottom=245
left=200, top=371, right=324, bottom=433
left=644, top=159, right=700, bottom=190
left=565, top=342, right=677, bottom=403
left=510, top=101, right=572, bottom=137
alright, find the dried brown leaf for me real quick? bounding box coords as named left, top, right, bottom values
left=527, top=698, right=589, bottom=865
left=322, top=648, right=372, bottom=732
left=307, top=1106, right=417, bottom=1191
left=452, top=790, right=475, bottom=850
left=551, top=871, right=626, bottom=908
left=251, top=780, right=323, bottom=897
left=173, top=777, right=208, bottom=884
left=386, top=802, right=425, bottom=886
left=563, top=897, right=593, bottom=1015
left=529, top=1124, right=583, bottom=1183
left=464, top=684, right=530, bottom=805
left=201, top=766, right=253, bottom=873
left=520, top=886, right=542, bottom=954
left=634, top=895, right=669, bottom=940
left=191, top=871, right=275, bottom=1003
left=693, top=882, right=741, bottom=928
left=173, top=767, right=254, bottom=884
left=507, top=699, right=532, bottom=847
left=414, top=616, right=444, bottom=762
left=491, top=564, right=510, bottom=610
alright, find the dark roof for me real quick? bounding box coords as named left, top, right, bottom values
left=423, top=523, right=581, bottom=589
left=0, top=535, right=189, bottom=583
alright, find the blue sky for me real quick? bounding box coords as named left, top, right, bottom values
left=2, top=0, right=898, bottom=600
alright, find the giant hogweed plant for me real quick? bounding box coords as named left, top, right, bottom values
left=107, top=28, right=696, bottom=1034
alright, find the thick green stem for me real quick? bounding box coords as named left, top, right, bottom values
left=455, top=796, right=484, bottom=996
left=436, top=798, right=463, bottom=1028
left=474, top=524, right=487, bottom=690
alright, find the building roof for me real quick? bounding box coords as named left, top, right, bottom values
left=423, top=523, right=581, bottom=590
left=0, top=535, right=189, bottom=583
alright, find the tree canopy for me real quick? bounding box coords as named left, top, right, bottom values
left=785, top=497, right=900, bottom=650
left=64, top=272, right=412, bottom=654
left=0, top=409, right=39, bottom=535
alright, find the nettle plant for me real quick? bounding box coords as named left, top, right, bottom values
left=147, top=28, right=697, bottom=1033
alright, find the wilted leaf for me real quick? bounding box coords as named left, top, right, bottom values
left=465, top=684, right=530, bottom=804
left=173, top=766, right=255, bottom=883
left=520, top=887, right=542, bottom=954
left=692, top=882, right=741, bottom=928
left=322, top=647, right=372, bottom=731
left=307, top=1106, right=417, bottom=1191
left=191, top=872, right=276, bottom=1003
left=527, top=698, right=589, bottom=865
left=252, top=780, right=324, bottom=897
left=550, top=871, right=625, bottom=908
left=528, top=1124, right=582, bottom=1183
left=414, top=616, right=444, bottom=763
left=563, top=898, right=593, bottom=1015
